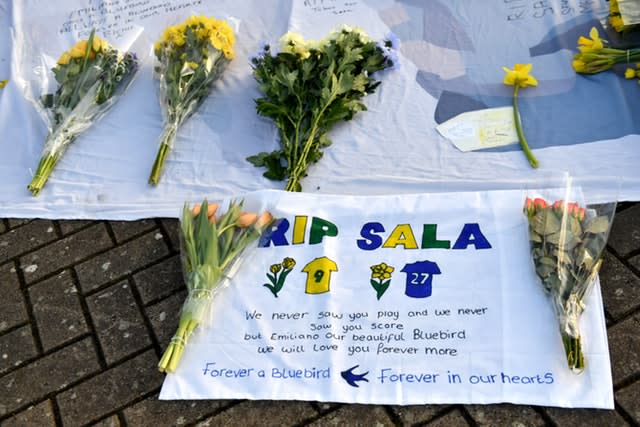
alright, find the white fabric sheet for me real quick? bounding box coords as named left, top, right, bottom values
left=0, top=0, right=637, bottom=220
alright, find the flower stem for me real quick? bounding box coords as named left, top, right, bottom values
left=27, top=152, right=62, bottom=196
left=149, top=124, right=177, bottom=185
left=513, top=86, right=539, bottom=169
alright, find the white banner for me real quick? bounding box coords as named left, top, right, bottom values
left=0, top=0, right=637, bottom=220
left=159, top=189, right=613, bottom=408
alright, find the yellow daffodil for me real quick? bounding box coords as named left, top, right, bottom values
left=577, top=27, right=604, bottom=53
left=609, top=15, right=624, bottom=32
left=501, top=63, right=539, bottom=168
left=625, top=68, right=637, bottom=79
left=0, top=80, right=7, bottom=89
left=502, top=63, right=538, bottom=88
left=571, top=59, right=586, bottom=73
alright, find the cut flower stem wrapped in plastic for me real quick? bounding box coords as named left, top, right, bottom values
left=27, top=29, right=139, bottom=196
left=524, top=195, right=616, bottom=373
left=149, top=15, right=235, bottom=185
left=158, top=199, right=273, bottom=373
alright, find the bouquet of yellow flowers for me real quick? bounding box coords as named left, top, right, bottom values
left=149, top=15, right=235, bottom=185
left=158, top=199, right=273, bottom=373
left=572, top=26, right=640, bottom=74
left=26, top=30, right=139, bottom=196
left=247, top=25, right=398, bottom=192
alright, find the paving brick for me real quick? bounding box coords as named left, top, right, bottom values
left=92, top=414, right=122, bottom=427
left=123, top=392, right=228, bottom=425
left=133, top=254, right=184, bottom=305
left=147, top=291, right=187, bottom=347
left=0, top=325, right=37, bottom=374
left=628, top=253, right=640, bottom=272
left=204, top=400, right=318, bottom=427
left=428, top=409, right=470, bottom=427
left=466, top=404, right=546, bottom=426
left=2, top=400, right=56, bottom=427
left=306, top=405, right=393, bottom=427
left=158, top=218, right=180, bottom=251
left=0, top=263, right=27, bottom=332
left=617, top=380, right=640, bottom=424
left=87, top=281, right=151, bottom=365
left=19, top=223, right=112, bottom=284
left=0, top=338, right=99, bottom=416
left=7, top=219, right=32, bottom=228
left=607, top=313, right=640, bottom=387
left=56, top=350, right=163, bottom=426
left=543, top=406, right=628, bottom=426
left=109, top=219, right=157, bottom=243
left=29, top=270, right=88, bottom=351
left=390, top=404, right=448, bottom=425
left=0, top=219, right=56, bottom=262
left=0, top=220, right=5, bottom=234
left=599, top=252, right=640, bottom=321
left=57, top=220, right=92, bottom=235
left=608, top=204, right=640, bottom=257
left=75, top=231, right=169, bottom=293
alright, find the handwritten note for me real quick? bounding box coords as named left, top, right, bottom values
left=504, top=0, right=597, bottom=21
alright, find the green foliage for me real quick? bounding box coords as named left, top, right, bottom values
left=248, top=27, right=396, bottom=191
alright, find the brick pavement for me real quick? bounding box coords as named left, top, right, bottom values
left=0, top=203, right=639, bottom=427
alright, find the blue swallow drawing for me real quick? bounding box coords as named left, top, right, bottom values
left=341, top=365, right=369, bottom=387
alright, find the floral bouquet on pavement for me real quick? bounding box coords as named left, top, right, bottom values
left=158, top=199, right=273, bottom=373
left=247, top=25, right=398, bottom=192
left=524, top=196, right=616, bottom=373
left=149, top=15, right=235, bottom=185
left=26, top=29, right=139, bottom=196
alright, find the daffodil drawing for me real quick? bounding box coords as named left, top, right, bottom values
left=502, top=63, right=539, bottom=168
left=263, top=257, right=296, bottom=297
left=370, top=262, right=394, bottom=300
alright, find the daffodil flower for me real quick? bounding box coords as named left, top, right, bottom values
left=502, top=63, right=539, bottom=168
left=577, top=27, right=604, bottom=53
left=625, top=67, right=636, bottom=79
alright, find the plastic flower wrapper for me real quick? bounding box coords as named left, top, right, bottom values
left=158, top=199, right=274, bottom=373
left=572, top=26, right=640, bottom=74
left=149, top=15, right=236, bottom=185
left=523, top=190, right=616, bottom=373
left=609, top=0, right=640, bottom=33
left=247, top=25, right=398, bottom=192
left=23, top=29, right=140, bottom=196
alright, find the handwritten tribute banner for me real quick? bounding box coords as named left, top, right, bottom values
left=159, top=190, right=613, bottom=408
left=1, top=0, right=638, bottom=220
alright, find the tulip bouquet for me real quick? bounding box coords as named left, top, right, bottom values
left=247, top=25, right=398, bottom=192
left=158, top=199, right=273, bottom=373
left=524, top=196, right=615, bottom=373
left=27, top=30, right=139, bottom=195
left=149, top=15, right=235, bottom=185
left=572, top=26, right=640, bottom=74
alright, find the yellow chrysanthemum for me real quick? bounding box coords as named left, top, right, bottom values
left=577, top=27, right=604, bottom=53
left=625, top=68, right=637, bottom=79
left=502, top=63, right=538, bottom=88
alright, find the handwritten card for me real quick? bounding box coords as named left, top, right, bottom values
left=159, top=189, right=613, bottom=408
left=436, top=107, right=519, bottom=152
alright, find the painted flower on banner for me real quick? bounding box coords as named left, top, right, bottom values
left=26, top=30, right=138, bottom=196
left=158, top=200, right=273, bottom=373
left=148, top=15, right=235, bottom=185
left=370, top=262, right=394, bottom=300
left=263, top=257, right=296, bottom=298
left=501, top=63, right=539, bottom=168
left=524, top=197, right=615, bottom=373
left=247, top=25, right=398, bottom=192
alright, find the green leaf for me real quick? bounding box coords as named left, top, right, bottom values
left=531, top=210, right=561, bottom=236
left=584, top=216, right=609, bottom=234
